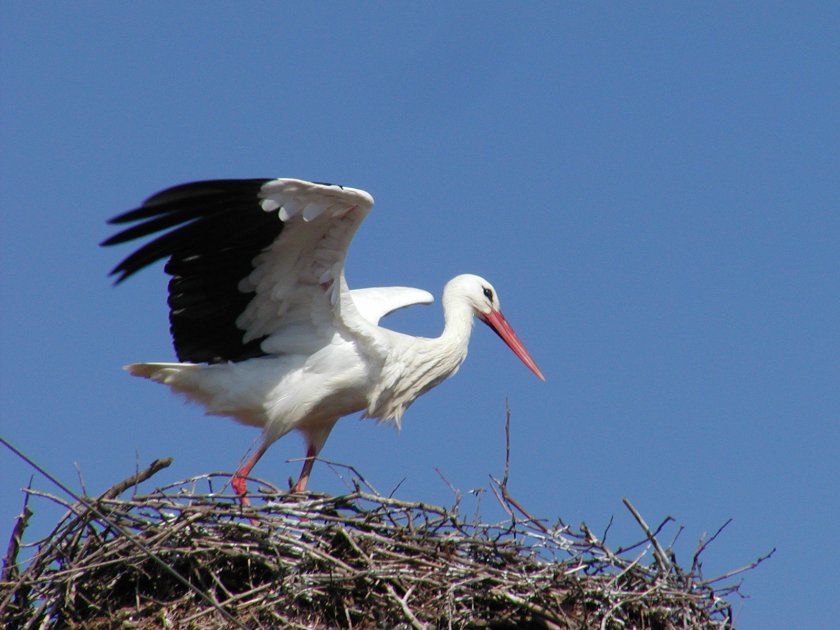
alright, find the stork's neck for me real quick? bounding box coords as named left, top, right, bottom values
left=365, top=286, right=476, bottom=426
left=440, top=290, right=476, bottom=354
left=417, top=287, right=476, bottom=384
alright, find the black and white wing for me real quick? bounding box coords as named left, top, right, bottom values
left=103, top=178, right=380, bottom=363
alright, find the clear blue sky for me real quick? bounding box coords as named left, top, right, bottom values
left=2, top=4, right=838, bottom=628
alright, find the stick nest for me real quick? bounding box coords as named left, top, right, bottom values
left=1, top=457, right=767, bottom=629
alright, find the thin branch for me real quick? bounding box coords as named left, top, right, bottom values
left=385, top=583, right=427, bottom=630
left=622, top=497, right=671, bottom=574
left=704, top=547, right=776, bottom=585
left=100, top=457, right=173, bottom=500
left=434, top=467, right=463, bottom=513
left=692, top=518, right=733, bottom=575
left=502, top=398, right=512, bottom=487
left=1, top=478, right=33, bottom=582
left=490, top=474, right=551, bottom=534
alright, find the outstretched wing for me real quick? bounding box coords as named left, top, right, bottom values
left=103, top=178, right=375, bottom=364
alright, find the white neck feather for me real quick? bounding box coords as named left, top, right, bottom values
left=365, top=287, right=476, bottom=426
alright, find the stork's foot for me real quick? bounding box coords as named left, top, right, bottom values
left=231, top=473, right=248, bottom=502
left=230, top=444, right=268, bottom=519
left=231, top=474, right=262, bottom=525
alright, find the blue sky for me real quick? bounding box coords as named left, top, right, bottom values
left=1, top=3, right=838, bottom=627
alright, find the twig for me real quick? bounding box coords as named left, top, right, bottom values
left=622, top=497, right=671, bottom=574
left=704, top=547, right=776, bottom=585
left=73, top=462, right=87, bottom=497
left=384, top=583, right=427, bottom=630
left=492, top=588, right=569, bottom=628
left=100, top=457, right=173, bottom=500
left=434, top=467, right=463, bottom=513
left=316, top=456, right=381, bottom=495
left=490, top=475, right=551, bottom=534
left=692, top=518, right=733, bottom=575
left=1, top=479, right=33, bottom=582
left=502, top=398, right=512, bottom=487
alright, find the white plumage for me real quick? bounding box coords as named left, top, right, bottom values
left=104, top=178, right=543, bottom=503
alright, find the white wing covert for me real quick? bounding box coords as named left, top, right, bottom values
left=239, top=179, right=375, bottom=355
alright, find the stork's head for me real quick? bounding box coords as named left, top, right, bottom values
left=445, top=273, right=501, bottom=314
left=446, top=274, right=545, bottom=381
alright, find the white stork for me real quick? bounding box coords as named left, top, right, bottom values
left=103, top=178, right=544, bottom=505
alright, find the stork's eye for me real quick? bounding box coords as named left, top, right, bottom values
left=482, top=287, right=494, bottom=301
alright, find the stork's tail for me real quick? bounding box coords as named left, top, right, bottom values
left=125, top=361, right=220, bottom=411
left=123, top=362, right=264, bottom=428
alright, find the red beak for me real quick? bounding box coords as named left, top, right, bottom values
left=479, top=310, right=545, bottom=381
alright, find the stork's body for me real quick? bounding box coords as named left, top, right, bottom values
left=104, top=179, right=543, bottom=502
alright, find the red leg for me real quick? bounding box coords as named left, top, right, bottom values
left=291, top=444, right=317, bottom=493
left=231, top=443, right=268, bottom=508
